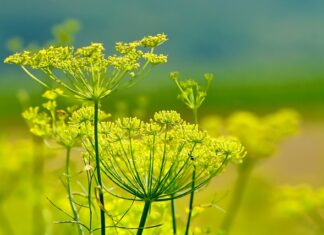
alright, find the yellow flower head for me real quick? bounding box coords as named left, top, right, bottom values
left=84, top=111, right=245, bottom=201
left=5, top=34, right=168, bottom=101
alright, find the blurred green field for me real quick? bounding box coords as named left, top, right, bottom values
left=1, top=69, right=323, bottom=127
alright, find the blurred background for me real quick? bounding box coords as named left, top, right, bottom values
left=0, top=0, right=323, bottom=234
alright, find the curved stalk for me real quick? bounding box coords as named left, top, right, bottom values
left=65, top=147, right=84, bottom=235
left=219, top=159, right=254, bottom=234
left=137, top=201, right=151, bottom=235
left=93, top=100, right=106, bottom=235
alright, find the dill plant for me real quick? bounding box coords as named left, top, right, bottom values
left=5, top=34, right=167, bottom=235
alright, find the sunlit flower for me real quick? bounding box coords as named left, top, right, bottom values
left=83, top=111, right=245, bottom=202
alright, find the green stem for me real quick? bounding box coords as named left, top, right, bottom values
left=219, top=159, right=254, bottom=235
left=65, top=147, right=84, bottom=235
left=184, top=107, right=199, bottom=235
left=193, top=108, right=198, bottom=125
left=171, top=195, right=177, bottom=234
left=185, top=168, right=196, bottom=235
left=137, top=201, right=151, bottom=235
left=93, top=100, right=106, bottom=235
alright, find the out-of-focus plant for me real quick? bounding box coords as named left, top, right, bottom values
left=133, top=95, right=149, bottom=119
left=6, top=37, right=24, bottom=52
left=215, top=109, right=301, bottom=235
left=114, top=95, right=150, bottom=119
left=5, top=34, right=168, bottom=235
left=22, top=88, right=111, bottom=235
left=276, top=185, right=324, bottom=234
left=6, top=19, right=81, bottom=53
left=200, top=115, right=223, bottom=137
left=50, top=19, right=81, bottom=46
left=0, top=136, right=34, bottom=235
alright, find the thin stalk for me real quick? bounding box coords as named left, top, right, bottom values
left=65, top=147, right=84, bottom=235
left=219, top=159, right=254, bottom=235
left=184, top=107, right=198, bottom=235
left=137, top=201, right=151, bottom=235
left=93, top=100, right=106, bottom=235
left=193, top=107, right=198, bottom=125
left=185, top=168, right=196, bottom=235
left=171, top=195, right=177, bottom=234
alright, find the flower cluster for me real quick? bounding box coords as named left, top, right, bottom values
left=22, top=89, right=110, bottom=148
left=226, top=109, right=300, bottom=159
left=83, top=111, right=245, bottom=201
left=4, top=34, right=168, bottom=101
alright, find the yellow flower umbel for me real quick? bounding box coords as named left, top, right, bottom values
left=4, top=34, right=167, bottom=101
left=22, top=89, right=109, bottom=148
left=83, top=111, right=245, bottom=234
